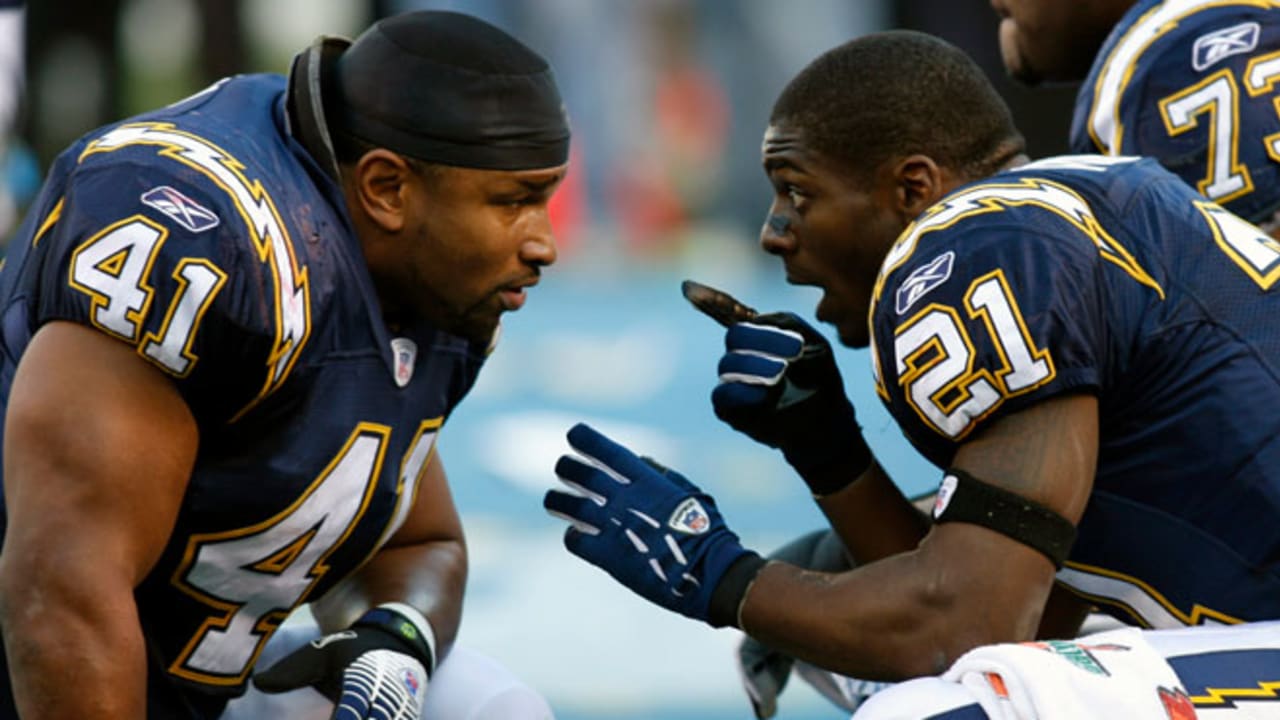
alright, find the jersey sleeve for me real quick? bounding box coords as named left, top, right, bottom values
left=1076, top=5, right=1280, bottom=224
left=29, top=156, right=279, bottom=425
left=871, top=203, right=1106, bottom=467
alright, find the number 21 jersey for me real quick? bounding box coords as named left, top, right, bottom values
left=870, top=155, right=1280, bottom=629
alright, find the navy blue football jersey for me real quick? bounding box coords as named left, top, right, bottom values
left=1071, top=0, right=1280, bottom=226
left=870, top=155, right=1280, bottom=630
left=0, top=75, right=487, bottom=717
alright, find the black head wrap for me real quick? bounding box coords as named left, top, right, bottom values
left=286, top=10, right=570, bottom=175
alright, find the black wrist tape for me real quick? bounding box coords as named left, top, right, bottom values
left=932, top=468, right=1076, bottom=568
left=798, top=430, right=873, bottom=496
left=354, top=607, right=436, bottom=673
left=708, top=552, right=767, bottom=628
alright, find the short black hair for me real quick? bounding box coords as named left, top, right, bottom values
left=771, top=30, right=1024, bottom=180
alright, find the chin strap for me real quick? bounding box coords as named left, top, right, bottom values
left=285, top=35, right=350, bottom=183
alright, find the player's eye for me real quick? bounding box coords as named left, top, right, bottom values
left=491, top=194, right=531, bottom=208
left=784, top=184, right=807, bottom=210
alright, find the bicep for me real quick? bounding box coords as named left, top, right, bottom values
left=2, top=320, right=196, bottom=588
left=919, top=392, right=1098, bottom=639
left=949, top=391, right=1097, bottom=522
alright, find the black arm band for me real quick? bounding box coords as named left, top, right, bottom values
left=707, top=552, right=767, bottom=628
left=932, top=468, right=1076, bottom=569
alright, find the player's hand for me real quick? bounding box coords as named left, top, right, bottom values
left=253, top=604, right=434, bottom=720
left=684, top=281, right=864, bottom=484
left=543, top=423, right=762, bottom=627
left=738, top=634, right=794, bottom=719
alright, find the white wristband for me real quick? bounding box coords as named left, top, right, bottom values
left=377, top=602, right=439, bottom=674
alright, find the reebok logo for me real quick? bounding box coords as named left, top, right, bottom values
left=897, top=251, right=954, bottom=315
left=140, top=185, right=220, bottom=233
left=1192, top=22, right=1259, bottom=71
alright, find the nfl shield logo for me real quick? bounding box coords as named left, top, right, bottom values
left=668, top=498, right=711, bottom=534
left=933, top=474, right=958, bottom=519
left=402, top=668, right=421, bottom=698
left=391, top=337, right=417, bottom=388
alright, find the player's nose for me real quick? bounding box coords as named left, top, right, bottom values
left=760, top=212, right=796, bottom=256
left=521, top=210, right=558, bottom=268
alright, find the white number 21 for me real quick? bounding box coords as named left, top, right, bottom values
left=894, top=270, right=1054, bottom=439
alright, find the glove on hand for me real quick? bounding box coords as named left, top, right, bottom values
left=713, top=311, right=858, bottom=468
left=686, top=280, right=869, bottom=494
left=544, top=423, right=764, bottom=627
left=254, top=604, right=434, bottom=720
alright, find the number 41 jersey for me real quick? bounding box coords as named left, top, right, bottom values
left=0, top=75, right=487, bottom=717
left=870, top=155, right=1280, bottom=629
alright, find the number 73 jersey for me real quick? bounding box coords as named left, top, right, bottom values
left=869, top=155, right=1280, bottom=628
left=1072, top=0, right=1280, bottom=227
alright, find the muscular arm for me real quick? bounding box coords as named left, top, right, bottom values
left=738, top=393, right=1098, bottom=680
left=311, top=450, right=467, bottom=662
left=812, top=460, right=931, bottom=565
left=0, top=321, right=196, bottom=718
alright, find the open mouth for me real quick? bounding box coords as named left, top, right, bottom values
left=784, top=268, right=822, bottom=289
left=499, top=287, right=527, bottom=311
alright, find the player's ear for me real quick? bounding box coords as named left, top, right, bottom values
left=893, top=154, right=946, bottom=220
left=351, top=148, right=411, bottom=233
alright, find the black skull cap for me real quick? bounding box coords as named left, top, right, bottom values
left=331, top=10, right=570, bottom=170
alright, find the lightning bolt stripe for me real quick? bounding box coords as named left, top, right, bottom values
left=1057, top=562, right=1244, bottom=628
left=32, top=197, right=64, bottom=248
left=1192, top=680, right=1280, bottom=706
left=873, top=175, right=1165, bottom=308
left=1168, top=648, right=1280, bottom=707
left=80, top=122, right=312, bottom=416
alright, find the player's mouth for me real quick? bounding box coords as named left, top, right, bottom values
left=499, top=288, right=526, bottom=311
left=784, top=266, right=821, bottom=289
left=499, top=278, right=539, bottom=311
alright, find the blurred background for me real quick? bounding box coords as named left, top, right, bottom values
left=6, top=1, right=1080, bottom=718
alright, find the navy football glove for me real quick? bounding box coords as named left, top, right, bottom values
left=544, top=423, right=765, bottom=627
left=253, top=604, right=434, bottom=720
left=684, top=280, right=870, bottom=492
left=714, top=315, right=870, bottom=493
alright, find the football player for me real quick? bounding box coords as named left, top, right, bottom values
left=0, top=10, right=564, bottom=719
left=741, top=3, right=1280, bottom=714
left=546, top=30, right=1280, bottom=718
left=994, top=0, right=1280, bottom=233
